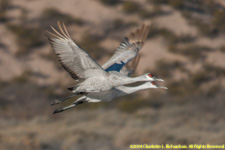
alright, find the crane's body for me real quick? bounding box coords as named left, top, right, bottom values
left=68, top=71, right=163, bottom=93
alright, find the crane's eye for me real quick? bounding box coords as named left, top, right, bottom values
left=151, top=81, right=156, bottom=85
left=148, top=73, right=154, bottom=78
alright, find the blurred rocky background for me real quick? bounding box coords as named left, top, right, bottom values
left=0, top=0, right=225, bottom=149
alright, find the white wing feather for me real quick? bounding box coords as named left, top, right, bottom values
left=46, top=22, right=106, bottom=80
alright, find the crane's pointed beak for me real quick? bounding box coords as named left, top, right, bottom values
left=158, top=86, right=168, bottom=89
left=154, top=77, right=164, bottom=82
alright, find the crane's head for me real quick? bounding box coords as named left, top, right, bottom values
left=146, top=73, right=164, bottom=82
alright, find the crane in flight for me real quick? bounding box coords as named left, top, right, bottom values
left=53, top=56, right=167, bottom=114
left=46, top=22, right=167, bottom=114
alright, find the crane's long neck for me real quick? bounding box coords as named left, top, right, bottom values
left=116, top=82, right=151, bottom=98
left=114, top=75, right=147, bottom=86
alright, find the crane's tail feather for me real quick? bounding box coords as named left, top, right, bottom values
left=67, top=87, right=74, bottom=91
left=67, top=84, right=80, bottom=93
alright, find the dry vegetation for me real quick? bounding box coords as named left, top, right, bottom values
left=6, top=23, right=44, bottom=56
left=0, top=0, right=225, bottom=149
left=0, top=0, right=9, bottom=22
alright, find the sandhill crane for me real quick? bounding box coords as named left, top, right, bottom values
left=51, top=57, right=161, bottom=106
left=46, top=22, right=163, bottom=95
left=53, top=81, right=167, bottom=114
left=52, top=56, right=167, bottom=114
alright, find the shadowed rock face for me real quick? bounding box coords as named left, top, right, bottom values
left=0, top=0, right=225, bottom=149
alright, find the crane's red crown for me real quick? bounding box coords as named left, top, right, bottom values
left=148, top=73, right=154, bottom=78
left=151, top=81, right=156, bottom=85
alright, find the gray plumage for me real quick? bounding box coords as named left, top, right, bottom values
left=102, top=24, right=150, bottom=72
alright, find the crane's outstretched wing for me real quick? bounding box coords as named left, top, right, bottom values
left=102, top=24, right=150, bottom=72
left=46, top=22, right=106, bottom=81
left=120, top=55, right=141, bottom=76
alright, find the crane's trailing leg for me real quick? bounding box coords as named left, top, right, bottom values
left=53, top=103, right=76, bottom=114
left=53, top=99, right=87, bottom=114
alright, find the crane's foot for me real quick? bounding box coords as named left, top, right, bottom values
left=52, top=100, right=87, bottom=114
left=51, top=99, right=61, bottom=106
left=50, top=94, right=78, bottom=106
left=53, top=108, right=64, bottom=114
